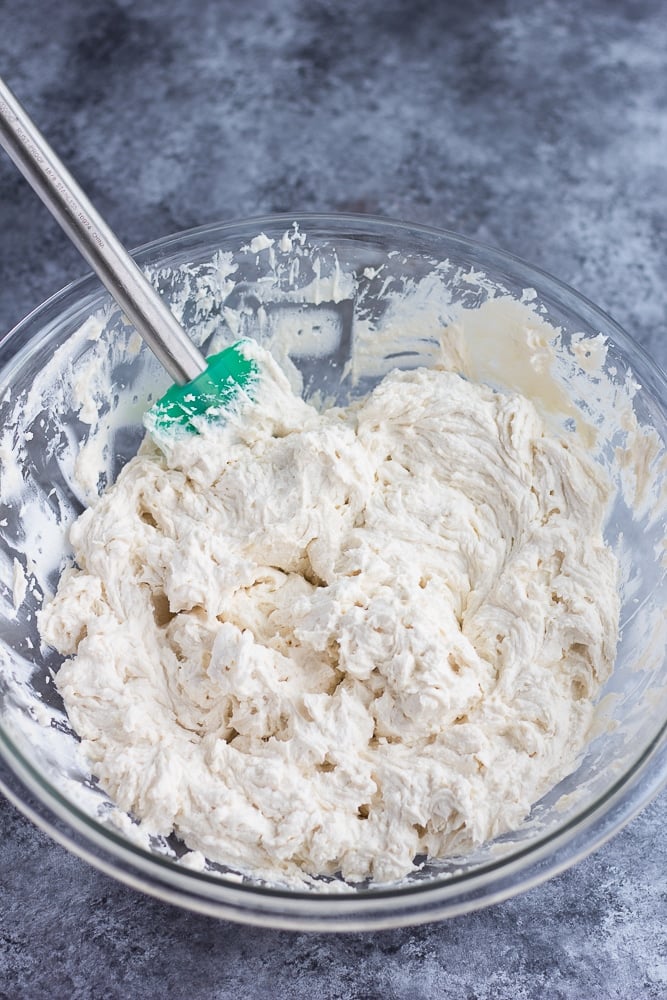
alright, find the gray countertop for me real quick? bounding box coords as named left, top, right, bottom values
left=0, top=1, right=665, bottom=996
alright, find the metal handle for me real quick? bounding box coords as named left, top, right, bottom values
left=0, top=77, right=206, bottom=385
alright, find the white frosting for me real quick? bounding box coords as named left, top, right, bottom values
left=39, top=339, right=619, bottom=886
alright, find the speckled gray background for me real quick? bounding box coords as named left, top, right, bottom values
left=0, top=0, right=665, bottom=997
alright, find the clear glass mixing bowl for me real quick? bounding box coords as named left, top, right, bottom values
left=0, top=214, right=665, bottom=931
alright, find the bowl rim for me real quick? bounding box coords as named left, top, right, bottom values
left=3, top=210, right=667, bottom=395
left=1, top=211, right=666, bottom=930
left=4, top=210, right=667, bottom=391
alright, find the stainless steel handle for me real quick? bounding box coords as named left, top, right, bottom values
left=0, top=77, right=206, bottom=385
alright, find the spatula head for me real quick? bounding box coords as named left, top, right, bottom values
left=145, top=340, right=259, bottom=435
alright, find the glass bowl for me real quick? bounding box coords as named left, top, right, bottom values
left=0, top=214, right=665, bottom=931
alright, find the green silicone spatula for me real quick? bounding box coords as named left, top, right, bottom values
left=0, top=76, right=257, bottom=434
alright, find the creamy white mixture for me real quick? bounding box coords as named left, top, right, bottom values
left=39, top=340, right=619, bottom=886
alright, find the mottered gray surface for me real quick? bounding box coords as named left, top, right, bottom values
left=0, top=0, right=665, bottom=997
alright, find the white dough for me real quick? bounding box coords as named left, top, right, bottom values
left=39, top=341, right=619, bottom=886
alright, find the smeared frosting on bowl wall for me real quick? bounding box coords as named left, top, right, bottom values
left=1, top=224, right=666, bottom=889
